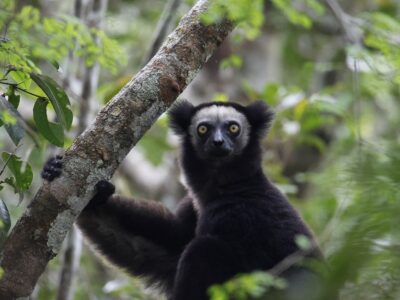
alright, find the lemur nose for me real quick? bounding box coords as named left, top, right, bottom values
left=213, top=140, right=224, bottom=147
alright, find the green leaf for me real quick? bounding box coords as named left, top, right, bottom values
left=0, top=111, right=16, bottom=125
left=262, top=83, right=280, bottom=105
left=0, top=96, right=25, bottom=146
left=1, top=152, right=33, bottom=192
left=17, top=5, right=40, bottom=29
left=220, top=54, right=243, bottom=69
left=0, top=198, right=11, bottom=250
left=33, top=98, right=64, bottom=147
left=306, top=0, right=325, bottom=16
left=10, top=71, right=32, bottom=90
left=6, top=86, right=20, bottom=109
left=138, top=121, right=171, bottom=166
left=295, top=234, right=312, bottom=251
left=30, top=73, right=73, bottom=129
left=50, top=60, right=60, bottom=70
left=212, top=93, right=229, bottom=102
left=272, top=0, right=314, bottom=29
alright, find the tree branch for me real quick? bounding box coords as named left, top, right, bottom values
left=325, top=0, right=363, bottom=44
left=56, top=0, right=108, bottom=299
left=0, top=0, right=234, bottom=298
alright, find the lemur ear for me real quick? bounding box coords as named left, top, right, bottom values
left=168, top=100, right=195, bottom=136
left=245, top=101, right=274, bottom=137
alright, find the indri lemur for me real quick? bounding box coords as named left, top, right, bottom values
left=42, top=101, right=321, bottom=300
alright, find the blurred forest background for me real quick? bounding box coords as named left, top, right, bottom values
left=0, top=0, right=400, bottom=299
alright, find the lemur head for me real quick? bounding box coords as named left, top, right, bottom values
left=168, top=101, right=274, bottom=162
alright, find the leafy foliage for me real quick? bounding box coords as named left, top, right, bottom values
left=201, top=0, right=265, bottom=39
left=0, top=198, right=11, bottom=250
left=30, top=74, right=72, bottom=130
left=208, top=272, right=286, bottom=300
left=272, top=0, right=325, bottom=29
left=0, top=0, right=126, bottom=198
left=362, top=12, right=400, bottom=84
left=0, top=152, right=32, bottom=195
left=33, top=97, right=65, bottom=147
left=0, top=2, right=126, bottom=76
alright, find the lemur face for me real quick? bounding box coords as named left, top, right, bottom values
left=169, top=100, right=274, bottom=162
left=188, top=106, right=250, bottom=160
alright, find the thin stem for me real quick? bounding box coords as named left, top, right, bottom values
left=0, top=81, right=44, bottom=99
left=142, top=0, right=182, bottom=65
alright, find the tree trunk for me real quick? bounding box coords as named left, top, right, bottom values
left=56, top=0, right=108, bottom=299
left=0, top=0, right=234, bottom=298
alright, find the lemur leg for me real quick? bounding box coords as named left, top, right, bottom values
left=172, top=236, right=241, bottom=300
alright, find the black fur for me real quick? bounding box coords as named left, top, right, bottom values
left=42, top=100, right=320, bottom=300
left=168, top=100, right=195, bottom=136
left=168, top=101, right=320, bottom=300
left=41, top=155, right=63, bottom=181
left=42, top=158, right=196, bottom=295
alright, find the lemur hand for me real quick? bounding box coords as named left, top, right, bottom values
left=41, top=155, right=63, bottom=181
left=42, top=156, right=115, bottom=207
left=88, top=180, right=116, bottom=207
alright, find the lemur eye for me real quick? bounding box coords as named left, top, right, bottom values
left=197, top=125, right=208, bottom=135
left=229, top=123, right=240, bottom=135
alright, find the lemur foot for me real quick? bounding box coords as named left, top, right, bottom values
left=41, top=155, right=63, bottom=181
left=89, top=180, right=116, bottom=207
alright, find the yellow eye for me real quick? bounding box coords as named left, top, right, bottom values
left=229, top=123, right=240, bottom=134
left=198, top=125, right=208, bottom=135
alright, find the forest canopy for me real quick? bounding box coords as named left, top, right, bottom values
left=0, top=0, right=400, bottom=299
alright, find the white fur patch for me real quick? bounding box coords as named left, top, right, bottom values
left=189, top=105, right=250, bottom=149
left=192, top=106, right=247, bottom=126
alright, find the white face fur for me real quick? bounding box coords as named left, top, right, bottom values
left=188, top=106, right=251, bottom=158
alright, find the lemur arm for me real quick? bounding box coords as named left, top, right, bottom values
left=77, top=192, right=196, bottom=293
left=77, top=192, right=196, bottom=253
left=42, top=156, right=196, bottom=251
left=42, top=156, right=197, bottom=292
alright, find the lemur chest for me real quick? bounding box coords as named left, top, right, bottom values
left=195, top=202, right=267, bottom=243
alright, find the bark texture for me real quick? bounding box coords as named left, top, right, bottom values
left=56, top=1, right=108, bottom=299
left=0, top=1, right=234, bottom=298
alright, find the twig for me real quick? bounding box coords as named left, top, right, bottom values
left=142, top=0, right=182, bottom=65
left=268, top=241, right=321, bottom=277
left=0, top=81, right=44, bottom=99
left=325, top=0, right=363, bottom=44
left=0, top=146, right=19, bottom=178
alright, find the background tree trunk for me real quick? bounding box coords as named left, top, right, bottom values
left=0, top=0, right=234, bottom=298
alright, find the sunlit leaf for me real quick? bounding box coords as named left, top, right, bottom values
left=10, top=71, right=32, bottom=90
left=0, top=96, right=25, bottom=146
left=31, top=73, right=73, bottom=130
left=1, top=152, right=33, bottom=192
left=0, top=198, right=11, bottom=249
left=295, top=234, right=312, bottom=250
